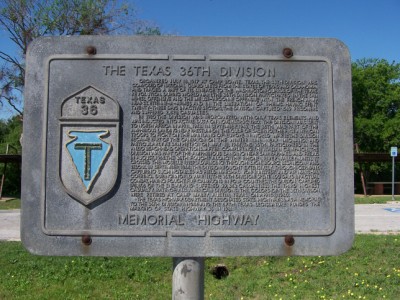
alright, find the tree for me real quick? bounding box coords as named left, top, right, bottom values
left=0, top=0, right=160, bottom=117
left=353, top=58, right=400, bottom=152
left=0, top=116, right=22, bottom=196
left=353, top=58, right=400, bottom=187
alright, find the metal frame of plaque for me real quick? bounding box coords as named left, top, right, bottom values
left=22, top=36, right=354, bottom=256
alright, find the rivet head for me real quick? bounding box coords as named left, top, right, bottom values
left=82, top=235, right=92, bottom=245
left=86, top=46, right=97, bottom=55
left=283, top=48, right=293, bottom=58
left=285, top=235, right=295, bottom=246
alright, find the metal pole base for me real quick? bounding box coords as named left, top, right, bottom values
left=172, top=257, right=205, bottom=300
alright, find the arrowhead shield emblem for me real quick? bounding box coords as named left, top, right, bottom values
left=66, top=130, right=112, bottom=192
left=59, top=86, right=120, bottom=205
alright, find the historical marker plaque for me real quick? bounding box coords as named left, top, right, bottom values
left=22, top=36, right=354, bottom=256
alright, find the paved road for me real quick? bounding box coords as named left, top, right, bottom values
left=1, top=204, right=400, bottom=241
left=355, top=204, right=400, bottom=234
left=0, top=209, right=21, bottom=241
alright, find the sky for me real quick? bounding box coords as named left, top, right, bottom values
left=134, top=0, right=399, bottom=62
left=0, top=0, right=399, bottom=119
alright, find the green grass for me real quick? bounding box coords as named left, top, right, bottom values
left=354, top=195, right=399, bottom=204
left=0, top=235, right=399, bottom=299
left=0, top=198, right=20, bottom=210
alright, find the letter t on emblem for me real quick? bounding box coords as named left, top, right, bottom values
left=74, top=143, right=102, bottom=180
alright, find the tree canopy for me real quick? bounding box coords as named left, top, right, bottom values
left=353, top=58, right=400, bottom=153
left=0, top=0, right=160, bottom=117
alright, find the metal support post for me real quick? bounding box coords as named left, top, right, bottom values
left=172, top=257, right=204, bottom=300
left=392, top=156, right=395, bottom=201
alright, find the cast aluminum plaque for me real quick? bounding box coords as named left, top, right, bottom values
left=22, top=36, right=354, bottom=256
